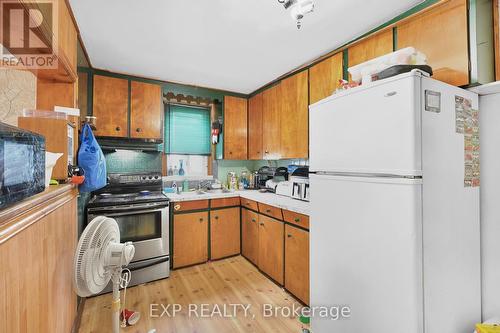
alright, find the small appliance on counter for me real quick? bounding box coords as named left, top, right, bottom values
left=275, top=181, right=293, bottom=197
left=18, top=111, right=75, bottom=181
left=290, top=166, right=309, bottom=201
left=260, top=166, right=289, bottom=192
left=0, top=122, right=46, bottom=209
left=86, top=172, right=169, bottom=294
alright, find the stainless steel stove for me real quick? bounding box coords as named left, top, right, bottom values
left=86, top=172, right=170, bottom=294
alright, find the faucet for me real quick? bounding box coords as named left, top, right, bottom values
left=198, top=180, right=212, bottom=191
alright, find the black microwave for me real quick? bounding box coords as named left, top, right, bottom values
left=0, top=122, right=46, bottom=209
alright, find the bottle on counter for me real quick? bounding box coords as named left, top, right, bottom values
left=167, top=166, right=174, bottom=176
left=227, top=171, right=237, bottom=191
left=179, top=159, right=185, bottom=176
left=173, top=165, right=179, bottom=176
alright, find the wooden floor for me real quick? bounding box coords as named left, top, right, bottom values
left=79, top=256, right=308, bottom=333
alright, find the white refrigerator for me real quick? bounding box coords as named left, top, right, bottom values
left=309, top=71, right=481, bottom=333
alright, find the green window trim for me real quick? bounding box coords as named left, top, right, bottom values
left=164, top=104, right=211, bottom=155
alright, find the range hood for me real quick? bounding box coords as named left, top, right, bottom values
left=97, top=138, right=163, bottom=152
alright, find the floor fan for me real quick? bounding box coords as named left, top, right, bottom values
left=74, top=216, right=135, bottom=333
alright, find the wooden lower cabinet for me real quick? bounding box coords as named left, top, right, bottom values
left=258, top=214, right=284, bottom=285
left=210, top=207, right=241, bottom=260
left=242, top=208, right=259, bottom=265
left=173, top=211, right=208, bottom=268
left=0, top=185, right=77, bottom=333
left=285, top=224, right=310, bottom=305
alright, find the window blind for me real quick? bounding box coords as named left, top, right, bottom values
left=165, top=104, right=211, bottom=155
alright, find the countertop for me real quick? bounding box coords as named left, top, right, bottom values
left=164, top=190, right=310, bottom=215
left=0, top=184, right=78, bottom=244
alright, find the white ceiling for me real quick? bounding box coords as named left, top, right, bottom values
left=70, top=0, right=422, bottom=94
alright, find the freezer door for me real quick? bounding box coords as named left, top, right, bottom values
left=309, top=74, right=422, bottom=176
left=310, top=174, right=423, bottom=333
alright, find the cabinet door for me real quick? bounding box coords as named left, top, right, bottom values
left=92, top=75, right=129, bottom=137
left=131, top=81, right=163, bottom=139
left=248, top=93, right=263, bottom=160
left=262, top=84, right=281, bottom=159
left=224, top=96, right=248, bottom=160
left=242, top=208, right=259, bottom=265
left=258, top=214, right=284, bottom=284
left=210, top=207, right=241, bottom=260
left=285, top=224, right=310, bottom=305
left=348, top=29, right=393, bottom=69
left=280, top=70, right=309, bottom=159
left=309, top=53, right=343, bottom=104
left=397, top=0, right=468, bottom=86
left=173, top=211, right=208, bottom=268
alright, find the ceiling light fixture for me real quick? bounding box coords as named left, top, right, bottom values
left=278, top=0, right=315, bottom=29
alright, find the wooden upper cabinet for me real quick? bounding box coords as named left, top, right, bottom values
left=130, top=81, right=163, bottom=139
left=224, top=96, right=248, bottom=160
left=248, top=93, right=264, bottom=160
left=93, top=75, right=129, bottom=137
left=262, top=84, right=282, bottom=159
left=397, top=0, right=469, bottom=86
left=280, top=70, right=309, bottom=159
left=57, top=0, right=78, bottom=76
left=309, top=53, right=343, bottom=104
left=210, top=207, right=241, bottom=260
left=348, top=29, right=393, bottom=71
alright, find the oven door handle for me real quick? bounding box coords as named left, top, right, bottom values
left=128, top=256, right=170, bottom=271
left=88, top=202, right=168, bottom=213
left=88, top=206, right=168, bottom=216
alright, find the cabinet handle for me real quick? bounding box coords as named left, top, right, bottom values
left=136, top=128, right=142, bottom=133
left=245, top=202, right=250, bottom=206
left=229, top=151, right=233, bottom=155
left=265, top=150, right=269, bottom=154
left=266, top=209, right=271, bottom=213
left=259, top=223, right=264, bottom=226
left=115, top=126, right=121, bottom=131
left=199, top=218, right=204, bottom=222
left=174, top=204, right=180, bottom=211
left=251, top=218, right=256, bottom=223
left=214, top=216, right=219, bottom=220
left=287, top=234, right=292, bottom=238
left=294, top=218, right=300, bottom=223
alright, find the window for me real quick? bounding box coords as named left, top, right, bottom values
left=164, top=104, right=211, bottom=155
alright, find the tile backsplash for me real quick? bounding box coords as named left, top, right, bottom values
left=104, top=150, right=162, bottom=174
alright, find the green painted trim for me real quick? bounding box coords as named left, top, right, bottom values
left=249, top=0, right=442, bottom=96
left=173, top=208, right=210, bottom=215
left=393, top=27, right=398, bottom=51
left=342, top=49, right=349, bottom=81
left=209, top=205, right=241, bottom=211
left=78, top=66, right=247, bottom=99
left=127, top=79, right=131, bottom=137
left=87, top=72, right=93, bottom=117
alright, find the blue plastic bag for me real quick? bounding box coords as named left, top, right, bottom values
left=78, top=123, right=107, bottom=192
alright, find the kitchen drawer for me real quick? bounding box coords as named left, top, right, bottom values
left=258, top=203, right=283, bottom=220
left=240, top=198, right=258, bottom=211
left=172, top=200, right=209, bottom=213
left=211, top=197, right=240, bottom=208
left=283, top=210, right=309, bottom=230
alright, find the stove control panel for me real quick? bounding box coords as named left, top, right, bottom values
left=108, top=173, right=162, bottom=185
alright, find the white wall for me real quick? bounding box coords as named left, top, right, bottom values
left=479, top=92, right=500, bottom=319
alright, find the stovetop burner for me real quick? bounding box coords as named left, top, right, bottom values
left=88, top=172, right=168, bottom=208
